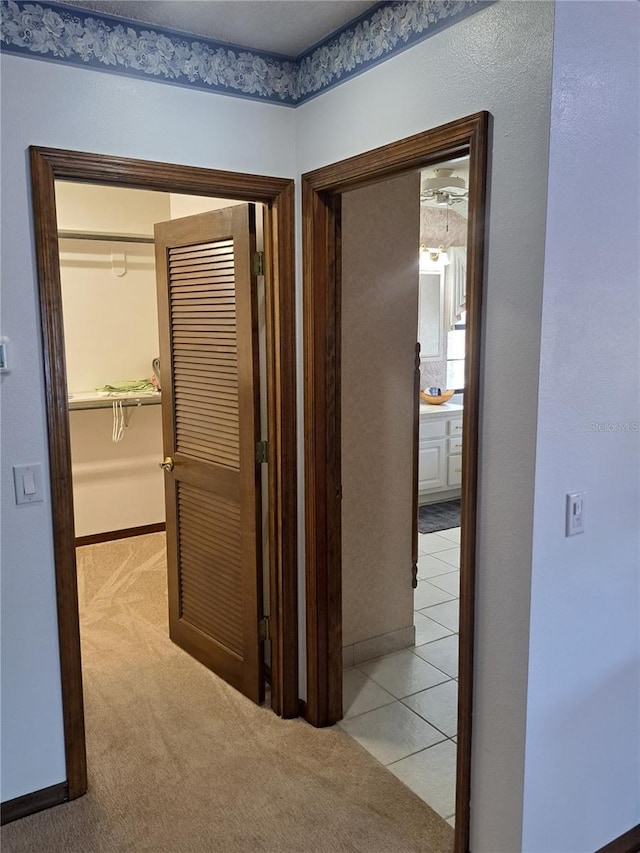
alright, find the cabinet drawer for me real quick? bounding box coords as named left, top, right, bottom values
left=449, top=436, right=463, bottom=454
left=448, top=455, right=463, bottom=486
left=420, top=419, right=447, bottom=441
left=448, top=418, right=463, bottom=436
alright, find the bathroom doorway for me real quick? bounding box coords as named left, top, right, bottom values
left=337, top=156, right=469, bottom=829
left=302, top=113, right=488, bottom=853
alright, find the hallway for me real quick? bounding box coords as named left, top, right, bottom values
left=1, top=533, right=453, bottom=853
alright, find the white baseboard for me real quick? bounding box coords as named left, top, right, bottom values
left=343, top=624, right=416, bottom=668
left=418, top=488, right=461, bottom=506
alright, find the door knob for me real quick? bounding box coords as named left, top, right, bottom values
left=159, top=456, right=174, bottom=472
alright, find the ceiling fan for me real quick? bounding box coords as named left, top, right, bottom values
left=420, top=168, right=468, bottom=206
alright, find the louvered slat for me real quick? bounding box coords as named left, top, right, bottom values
left=179, top=529, right=243, bottom=571
left=174, top=341, right=237, bottom=352
left=177, top=430, right=239, bottom=450
left=174, top=403, right=238, bottom=422
left=177, top=481, right=243, bottom=655
left=175, top=411, right=238, bottom=429
left=169, top=239, right=234, bottom=256
left=173, top=364, right=237, bottom=378
left=168, top=236, right=240, bottom=468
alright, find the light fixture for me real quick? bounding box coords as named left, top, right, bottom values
left=420, top=168, right=468, bottom=206
left=426, top=244, right=445, bottom=261
left=419, top=244, right=449, bottom=268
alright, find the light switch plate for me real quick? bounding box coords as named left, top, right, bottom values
left=566, top=491, right=586, bottom=536
left=13, top=463, right=44, bottom=505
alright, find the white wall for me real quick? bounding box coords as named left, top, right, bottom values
left=60, top=238, right=160, bottom=392
left=69, top=408, right=165, bottom=537
left=57, top=184, right=168, bottom=537
left=296, top=3, right=554, bottom=850
left=168, top=193, right=243, bottom=218
left=56, top=182, right=170, bottom=235
left=57, top=184, right=168, bottom=394
left=0, top=53, right=295, bottom=802
left=523, top=2, right=640, bottom=851
left=57, top=186, right=250, bottom=538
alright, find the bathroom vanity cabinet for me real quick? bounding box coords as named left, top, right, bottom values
left=418, top=402, right=463, bottom=504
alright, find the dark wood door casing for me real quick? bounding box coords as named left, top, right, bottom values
left=301, top=112, right=489, bottom=853
left=29, top=147, right=298, bottom=806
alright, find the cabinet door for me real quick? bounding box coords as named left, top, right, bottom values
left=418, top=439, right=447, bottom=491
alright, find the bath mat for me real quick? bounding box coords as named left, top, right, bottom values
left=418, top=499, right=460, bottom=534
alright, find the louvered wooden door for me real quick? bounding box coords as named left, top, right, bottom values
left=154, top=205, right=264, bottom=704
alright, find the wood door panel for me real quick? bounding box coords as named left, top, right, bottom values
left=175, top=376, right=239, bottom=393
left=171, top=457, right=240, bottom=501
left=174, top=387, right=239, bottom=401
left=176, top=426, right=238, bottom=446
left=177, top=481, right=244, bottom=654
left=155, top=204, right=263, bottom=704
left=173, top=359, right=238, bottom=373
left=170, top=240, right=234, bottom=256
left=179, top=538, right=242, bottom=576
left=175, top=414, right=239, bottom=433
left=171, top=268, right=236, bottom=279
left=173, top=382, right=240, bottom=399
left=172, top=311, right=238, bottom=319
left=169, top=231, right=242, bottom=468
left=176, top=443, right=239, bottom=467
left=175, top=414, right=239, bottom=435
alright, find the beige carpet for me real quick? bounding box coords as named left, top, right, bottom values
left=2, top=533, right=454, bottom=853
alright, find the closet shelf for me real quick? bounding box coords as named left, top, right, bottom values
left=68, top=391, right=161, bottom=412
left=58, top=230, right=155, bottom=245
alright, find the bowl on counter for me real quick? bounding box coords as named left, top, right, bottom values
left=420, top=389, right=455, bottom=405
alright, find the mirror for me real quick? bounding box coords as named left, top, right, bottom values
left=418, top=269, right=444, bottom=360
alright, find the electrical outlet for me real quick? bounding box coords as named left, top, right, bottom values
left=566, top=491, right=586, bottom=536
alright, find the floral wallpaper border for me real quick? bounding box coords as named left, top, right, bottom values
left=1, top=0, right=489, bottom=106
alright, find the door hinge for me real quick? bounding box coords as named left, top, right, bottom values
left=251, top=251, right=265, bottom=277
left=255, top=440, right=268, bottom=464
left=258, top=616, right=270, bottom=642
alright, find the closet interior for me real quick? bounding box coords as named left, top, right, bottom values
left=56, top=183, right=248, bottom=542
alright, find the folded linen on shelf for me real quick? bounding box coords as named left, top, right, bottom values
left=96, top=379, right=157, bottom=395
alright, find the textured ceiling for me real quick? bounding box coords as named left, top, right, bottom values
left=56, top=1, right=379, bottom=56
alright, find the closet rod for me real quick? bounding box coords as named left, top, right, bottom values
left=58, top=230, right=155, bottom=244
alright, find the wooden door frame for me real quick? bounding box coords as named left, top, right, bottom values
left=29, top=146, right=298, bottom=802
left=302, top=112, right=489, bottom=853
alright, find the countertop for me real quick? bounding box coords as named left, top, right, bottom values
left=419, top=401, right=464, bottom=416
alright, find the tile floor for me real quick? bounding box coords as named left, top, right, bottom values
left=339, top=526, right=460, bottom=828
